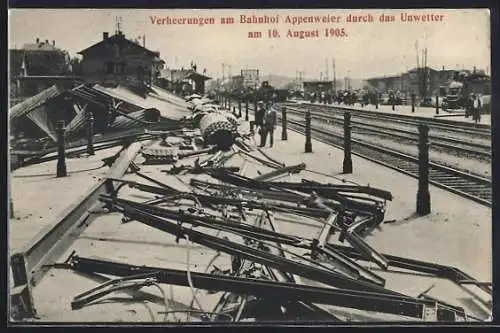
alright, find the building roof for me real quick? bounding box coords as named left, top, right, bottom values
left=77, top=32, right=160, bottom=58
left=366, top=75, right=401, bottom=82
left=303, top=81, right=333, bottom=84
left=159, top=69, right=211, bottom=81
left=21, top=42, right=60, bottom=52
left=407, top=66, right=438, bottom=73
left=303, top=80, right=333, bottom=84
left=9, top=85, right=65, bottom=122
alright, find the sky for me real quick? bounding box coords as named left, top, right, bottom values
left=8, top=8, right=491, bottom=80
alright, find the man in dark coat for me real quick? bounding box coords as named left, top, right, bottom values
left=472, top=94, right=482, bottom=124
left=254, top=101, right=266, bottom=138
left=260, top=103, right=277, bottom=147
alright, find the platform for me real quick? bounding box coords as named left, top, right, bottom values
left=9, top=146, right=122, bottom=252
left=8, top=121, right=492, bottom=322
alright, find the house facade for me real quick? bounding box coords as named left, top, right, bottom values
left=366, top=67, right=461, bottom=98
left=9, top=39, right=76, bottom=102
left=78, top=31, right=164, bottom=88
left=157, top=68, right=211, bottom=95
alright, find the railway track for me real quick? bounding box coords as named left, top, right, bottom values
left=285, top=119, right=491, bottom=207
left=283, top=106, right=491, bottom=160
left=287, top=102, right=491, bottom=138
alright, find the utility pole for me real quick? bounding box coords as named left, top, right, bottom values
left=325, top=58, right=329, bottom=81
left=320, top=72, right=323, bottom=81
left=222, top=63, right=225, bottom=88
left=297, top=71, right=304, bottom=91
left=333, top=58, right=336, bottom=93
left=421, top=49, right=425, bottom=100
left=422, top=48, right=428, bottom=102
left=415, top=40, right=420, bottom=100
left=426, top=48, right=429, bottom=100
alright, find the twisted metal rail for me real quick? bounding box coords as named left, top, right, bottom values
left=286, top=119, right=491, bottom=207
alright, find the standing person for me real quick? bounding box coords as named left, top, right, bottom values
left=254, top=100, right=266, bottom=137
left=472, top=94, right=482, bottom=124
left=465, top=93, right=473, bottom=118
left=260, top=103, right=277, bottom=147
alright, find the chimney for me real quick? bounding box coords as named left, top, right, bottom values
left=36, top=37, right=40, bottom=44
left=45, top=39, right=49, bottom=44
left=103, top=32, right=109, bottom=40
left=52, top=40, right=55, bottom=46
left=442, top=66, right=444, bottom=71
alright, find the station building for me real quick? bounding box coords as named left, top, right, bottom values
left=77, top=31, right=165, bottom=89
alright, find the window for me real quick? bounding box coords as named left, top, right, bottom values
left=114, top=63, right=125, bottom=74
left=105, top=62, right=114, bottom=74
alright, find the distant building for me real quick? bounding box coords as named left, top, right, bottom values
left=366, top=67, right=461, bottom=98
left=157, top=68, right=211, bottom=95
left=366, top=75, right=403, bottom=93
left=229, top=75, right=244, bottom=92
left=303, top=81, right=334, bottom=95
left=9, top=38, right=76, bottom=102
left=78, top=31, right=164, bottom=89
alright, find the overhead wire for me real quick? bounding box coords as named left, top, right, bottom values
left=185, top=234, right=207, bottom=320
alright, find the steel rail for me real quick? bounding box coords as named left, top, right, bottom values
left=290, top=102, right=491, bottom=133
left=112, top=204, right=403, bottom=296
left=67, top=255, right=466, bottom=321
left=9, top=142, right=143, bottom=320
left=327, top=244, right=492, bottom=296
left=285, top=120, right=492, bottom=207
left=284, top=107, right=491, bottom=158
left=10, top=128, right=159, bottom=170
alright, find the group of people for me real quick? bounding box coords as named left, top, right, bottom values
left=465, top=93, right=482, bottom=123
left=253, top=101, right=277, bottom=147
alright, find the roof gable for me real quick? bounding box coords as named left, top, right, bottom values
left=77, top=33, right=159, bottom=58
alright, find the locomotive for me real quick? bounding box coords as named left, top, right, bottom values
left=226, top=81, right=290, bottom=103
left=442, top=71, right=491, bottom=113
left=254, top=81, right=289, bottom=103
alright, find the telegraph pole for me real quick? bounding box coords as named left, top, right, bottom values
left=222, top=63, right=225, bottom=88
left=424, top=48, right=428, bottom=101
left=325, top=58, right=329, bottom=81
left=333, top=58, right=336, bottom=93
left=421, top=49, right=425, bottom=100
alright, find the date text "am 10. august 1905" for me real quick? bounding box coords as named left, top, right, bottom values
left=248, top=28, right=347, bottom=39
